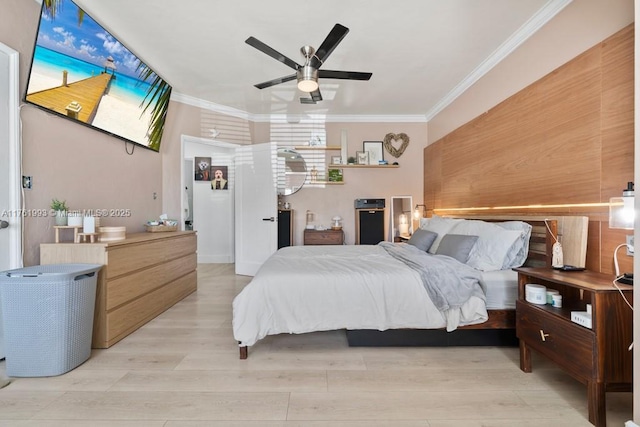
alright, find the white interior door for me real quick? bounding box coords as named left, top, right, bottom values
left=0, top=42, right=22, bottom=360
left=235, top=142, right=277, bottom=276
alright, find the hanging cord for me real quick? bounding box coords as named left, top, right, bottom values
left=611, top=243, right=634, bottom=351
left=544, top=219, right=559, bottom=243
left=613, top=243, right=634, bottom=311
left=544, top=219, right=563, bottom=267
left=125, top=140, right=135, bottom=155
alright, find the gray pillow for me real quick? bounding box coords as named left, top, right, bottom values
left=407, top=229, right=438, bottom=252
left=436, top=234, right=479, bottom=263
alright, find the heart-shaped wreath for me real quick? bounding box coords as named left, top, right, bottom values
left=383, top=132, right=410, bottom=158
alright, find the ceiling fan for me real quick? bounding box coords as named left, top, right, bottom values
left=245, top=23, right=372, bottom=104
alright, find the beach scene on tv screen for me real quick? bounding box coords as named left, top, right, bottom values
left=26, top=0, right=170, bottom=151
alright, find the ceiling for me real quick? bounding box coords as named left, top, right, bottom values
left=69, top=0, right=573, bottom=121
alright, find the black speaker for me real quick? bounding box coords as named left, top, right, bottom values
left=277, top=209, right=292, bottom=249
left=356, top=208, right=384, bottom=244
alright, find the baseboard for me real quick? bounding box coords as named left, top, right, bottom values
left=625, top=421, right=640, bottom=427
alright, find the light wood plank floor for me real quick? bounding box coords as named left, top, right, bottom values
left=0, top=263, right=632, bottom=426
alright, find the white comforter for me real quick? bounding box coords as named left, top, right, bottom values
left=232, top=244, right=488, bottom=347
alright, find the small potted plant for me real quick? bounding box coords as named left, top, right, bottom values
left=50, top=198, right=68, bottom=226
left=347, top=156, right=356, bottom=165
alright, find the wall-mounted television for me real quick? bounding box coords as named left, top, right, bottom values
left=24, top=0, right=172, bottom=152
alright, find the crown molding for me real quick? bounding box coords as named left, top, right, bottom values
left=424, top=0, right=573, bottom=121
left=170, top=92, right=252, bottom=121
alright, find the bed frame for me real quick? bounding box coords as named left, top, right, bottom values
left=238, top=217, right=558, bottom=359
left=345, top=217, right=556, bottom=348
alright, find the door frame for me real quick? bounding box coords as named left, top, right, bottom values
left=180, top=134, right=240, bottom=263
left=1, top=42, right=22, bottom=269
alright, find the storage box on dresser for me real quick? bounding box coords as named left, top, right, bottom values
left=40, top=231, right=197, bottom=348
left=514, top=267, right=632, bottom=427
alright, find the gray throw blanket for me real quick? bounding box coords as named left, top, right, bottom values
left=379, top=242, right=485, bottom=312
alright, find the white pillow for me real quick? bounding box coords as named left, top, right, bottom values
left=422, top=215, right=464, bottom=254
left=450, top=220, right=523, bottom=271
left=496, top=221, right=532, bottom=269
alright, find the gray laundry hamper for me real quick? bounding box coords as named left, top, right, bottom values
left=0, top=263, right=102, bottom=377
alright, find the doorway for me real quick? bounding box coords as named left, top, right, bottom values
left=181, top=135, right=239, bottom=263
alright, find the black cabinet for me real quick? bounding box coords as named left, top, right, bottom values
left=277, top=209, right=293, bottom=249
left=355, top=208, right=385, bottom=245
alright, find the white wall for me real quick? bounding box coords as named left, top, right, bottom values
left=182, top=136, right=238, bottom=263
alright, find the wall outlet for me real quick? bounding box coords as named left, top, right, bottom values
left=626, top=235, right=634, bottom=256
left=22, top=175, right=32, bottom=189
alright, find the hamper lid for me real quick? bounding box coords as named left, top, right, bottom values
left=0, top=263, right=102, bottom=281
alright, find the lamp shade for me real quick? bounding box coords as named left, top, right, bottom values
left=399, top=213, right=409, bottom=236
left=609, top=182, right=635, bottom=230
left=609, top=196, right=635, bottom=229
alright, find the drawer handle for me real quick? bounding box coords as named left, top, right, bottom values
left=539, top=330, right=550, bottom=342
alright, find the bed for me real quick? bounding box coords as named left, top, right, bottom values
left=233, top=216, right=559, bottom=359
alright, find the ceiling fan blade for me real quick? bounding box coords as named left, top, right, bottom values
left=300, top=89, right=322, bottom=104
left=310, top=88, right=323, bottom=102
left=310, top=24, right=349, bottom=68
left=318, top=69, right=372, bottom=80
left=245, top=36, right=301, bottom=70
left=254, top=73, right=297, bottom=89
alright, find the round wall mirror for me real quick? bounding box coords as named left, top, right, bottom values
left=278, top=148, right=307, bottom=196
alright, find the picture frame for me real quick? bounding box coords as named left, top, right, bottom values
left=331, top=156, right=342, bottom=165
left=363, top=141, right=384, bottom=165
left=194, top=157, right=212, bottom=181
left=356, top=151, right=369, bottom=165
left=210, top=165, right=229, bottom=190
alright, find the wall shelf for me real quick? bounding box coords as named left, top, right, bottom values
left=308, top=181, right=344, bottom=185
left=340, top=164, right=399, bottom=168
left=294, top=146, right=341, bottom=151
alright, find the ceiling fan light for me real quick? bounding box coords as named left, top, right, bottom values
left=297, top=66, right=318, bottom=92
left=297, top=79, right=318, bottom=92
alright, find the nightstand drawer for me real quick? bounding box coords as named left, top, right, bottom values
left=516, top=300, right=595, bottom=379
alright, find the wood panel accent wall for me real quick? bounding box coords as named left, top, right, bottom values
left=424, top=25, right=634, bottom=275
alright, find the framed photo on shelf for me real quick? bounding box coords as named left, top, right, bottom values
left=331, top=156, right=342, bottom=165
left=363, top=141, right=384, bottom=165
left=356, top=151, right=369, bottom=165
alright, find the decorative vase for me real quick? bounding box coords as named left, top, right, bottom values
left=54, top=210, right=67, bottom=226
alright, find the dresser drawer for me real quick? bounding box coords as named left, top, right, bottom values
left=106, top=270, right=197, bottom=344
left=106, top=234, right=196, bottom=278
left=304, top=229, right=343, bottom=245
left=516, top=300, right=596, bottom=380
left=106, top=253, right=197, bottom=310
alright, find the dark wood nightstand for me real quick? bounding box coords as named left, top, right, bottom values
left=303, top=229, right=344, bottom=245
left=514, top=267, right=633, bottom=427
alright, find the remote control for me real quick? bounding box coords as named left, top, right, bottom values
left=553, top=265, right=586, bottom=272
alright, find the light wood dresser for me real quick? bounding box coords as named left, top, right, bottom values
left=40, top=231, right=197, bottom=348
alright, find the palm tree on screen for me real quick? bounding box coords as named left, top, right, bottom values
left=42, top=0, right=170, bottom=150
